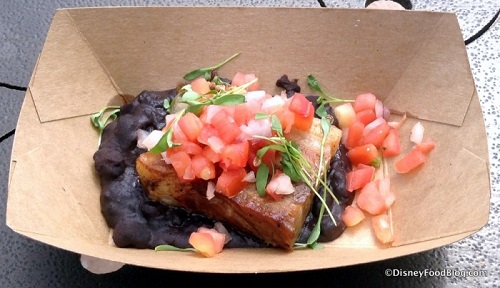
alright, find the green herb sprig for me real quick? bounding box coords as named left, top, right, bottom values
left=183, top=53, right=240, bottom=81
left=307, top=74, right=353, bottom=118
left=254, top=115, right=339, bottom=226
left=178, top=78, right=257, bottom=115
left=149, top=108, right=185, bottom=153
left=155, top=244, right=196, bottom=253
left=90, top=106, right=121, bottom=145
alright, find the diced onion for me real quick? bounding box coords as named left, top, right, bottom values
left=206, top=181, right=216, bottom=200
left=140, top=130, right=165, bottom=150
left=261, top=96, right=286, bottom=114
left=410, top=122, right=424, bottom=144
left=375, top=99, right=384, bottom=119
left=243, top=171, right=256, bottom=183
left=387, top=113, right=407, bottom=129
left=267, top=173, right=295, bottom=195
left=363, top=117, right=386, bottom=137
left=240, top=118, right=272, bottom=138
left=214, top=222, right=232, bottom=244
left=136, top=129, right=150, bottom=149
left=245, top=90, right=267, bottom=102
left=161, top=151, right=171, bottom=165
left=334, top=103, right=356, bottom=129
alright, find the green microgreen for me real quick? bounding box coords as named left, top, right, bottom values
left=149, top=109, right=185, bottom=153
left=155, top=244, right=196, bottom=253
left=256, top=163, right=270, bottom=197
left=90, top=106, right=121, bottom=145
left=178, top=78, right=256, bottom=115
left=253, top=115, right=339, bottom=227
left=307, top=74, right=354, bottom=118
left=183, top=53, right=240, bottom=81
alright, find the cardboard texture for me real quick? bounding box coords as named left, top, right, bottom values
left=7, top=7, right=491, bottom=273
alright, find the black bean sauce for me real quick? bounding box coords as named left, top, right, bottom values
left=94, top=77, right=353, bottom=249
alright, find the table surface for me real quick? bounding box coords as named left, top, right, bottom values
left=1, top=0, right=498, bottom=287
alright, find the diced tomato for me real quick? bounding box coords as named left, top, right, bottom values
left=190, top=77, right=211, bottom=95
left=167, top=141, right=203, bottom=157
left=188, top=227, right=226, bottom=258
left=169, top=151, right=194, bottom=181
left=207, top=136, right=225, bottom=154
left=202, top=145, right=221, bottom=163
left=172, top=122, right=188, bottom=142
left=381, top=128, right=401, bottom=158
left=345, top=120, right=365, bottom=149
left=289, top=92, right=312, bottom=116
left=355, top=109, right=377, bottom=125
left=334, top=103, right=356, bottom=129
left=415, top=139, right=436, bottom=155
left=215, top=167, right=248, bottom=198
left=362, top=121, right=391, bottom=148
left=265, top=188, right=284, bottom=201
left=178, top=112, right=203, bottom=142
left=378, top=178, right=396, bottom=208
left=247, top=140, right=276, bottom=171
left=288, top=93, right=314, bottom=131
left=394, top=147, right=427, bottom=174
left=372, top=214, right=394, bottom=244
left=346, top=165, right=375, bottom=192
left=196, top=227, right=226, bottom=254
left=233, top=103, right=254, bottom=126
left=347, top=143, right=379, bottom=166
left=276, top=108, right=295, bottom=134
left=356, top=180, right=389, bottom=215
left=188, top=232, right=217, bottom=257
left=231, top=72, right=260, bottom=91
left=191, top=155, right=216, bottom=180
left=220, top=141, right=249, bottom=170
left=353, top=93, right=377, bottom=112
left=197, top=124, right=219, bottom=145
left=342, top=205, right=366, bottom=227
left=211, top=110, right=241, bottom=144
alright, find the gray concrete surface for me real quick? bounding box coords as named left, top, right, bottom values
left=1, top=0, right=498, bottom=287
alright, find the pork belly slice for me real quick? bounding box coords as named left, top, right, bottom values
left=136, top=118, right=342, bottom=250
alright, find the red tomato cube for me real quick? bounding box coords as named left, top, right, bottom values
left=215, top=168, right=248, bottom=198
left=178, top=112, right=204, bottom=143
left=347, top=143, right=379, bottom=166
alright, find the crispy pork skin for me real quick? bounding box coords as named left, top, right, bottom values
left=136, top=118, right=341, bottom=250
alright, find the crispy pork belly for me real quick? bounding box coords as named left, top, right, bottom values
left=136, top=118, right=342, bottom=250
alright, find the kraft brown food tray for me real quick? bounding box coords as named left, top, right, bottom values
left=7, top=7, right=490, bottom=273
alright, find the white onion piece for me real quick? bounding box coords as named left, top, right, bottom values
left=165, top=114, right=177, bottom=127
left=214, top=222, right=232, bottom=244
left=161, top=151, right=171, bottom=165
left=243, top=171, right=256, bottom=183
left=375, top=99, right=384, bottom=118
left=363, top=117, right=386, bottom=137
left=136, top=129, right=150, bottom=149
left=383, top=106, right=391, bottom=120
left=203, top=105, right=223, bottom=124
left=341, top=127, right=349, bottom=146
left=240, top=118, right=272, bottom=138
left=387, top=113, right=407, bottom=129
left=410, top=122, right=424, bottom=144
left=141, top=130, right=165, bottom=150
left=245, top=90, right=267, bottom=102
left=267, top=173, right=295, bottom=195
left=261, top=96, right=286, bottom=114
left=334, top=103, right=356, bottom=129
left=206, top=181, right=216, bottom=200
